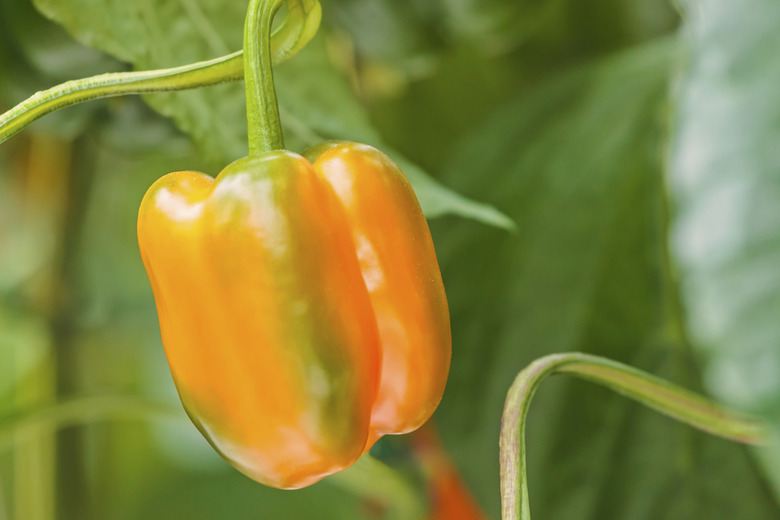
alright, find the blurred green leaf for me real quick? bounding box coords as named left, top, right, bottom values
left=121, top=469, right=365, bottom=520
left=31, top=0, right=248, bottom=162
left=668, top=0, right=780, bottom=496
left=275, top=35, right=514, bottom=227
left=362, top=0, right=678, bottom=189
left=440, top=0, right=556, bottom=52
left=73, top=100, right=199, bottom=318
left=325, top=0, right=440, bottom=67
left=0, top=172, right=52, bottom=294
left=0, top=0, right=117, bottom=138
left=0, top=307, right=49, bottom=398
left=439, top=0, right=678, bottom=56
left=430, top=38, right=780, bottom=519
left=30, top=0, right=511, bottom=226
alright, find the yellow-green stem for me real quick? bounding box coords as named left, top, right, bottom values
left=500, top=352, right=766, bottom=520
left=0, top=0, right=321, bottom=146
left=244, top=0, right=286, bottom=154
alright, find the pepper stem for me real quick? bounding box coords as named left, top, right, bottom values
left=499, top=352, right=767, bottom=520
left=245, top=0, right=286, bottom=154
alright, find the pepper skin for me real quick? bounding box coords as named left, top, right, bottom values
left=138, top=152, right=380, bottom=489
left=305, top=142, right=451, bottom=445
left=138, top=144, right=450, bottom=489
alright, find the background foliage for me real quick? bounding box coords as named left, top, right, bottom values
left=1, top=0, right=779, bottom=518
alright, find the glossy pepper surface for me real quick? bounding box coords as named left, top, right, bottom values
left=138, top=143, right=451, bottom=489
left=305, top=142, right=451, bottom=446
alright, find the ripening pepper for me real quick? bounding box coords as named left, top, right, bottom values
left=137, top=143, right=451, bottom=489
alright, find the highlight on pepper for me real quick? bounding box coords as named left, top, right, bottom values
left=137, top=143, right=451, bottom=489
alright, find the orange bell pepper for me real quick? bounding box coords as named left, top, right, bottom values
left=138, top=144, right=450, bottom=489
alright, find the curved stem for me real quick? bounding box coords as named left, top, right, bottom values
left=0, top=53, right=241, bottom=145
left=0, top=0, right=321, bottom=146
left=500, top=352, right=767, bottom=520
left=0, top=396, right=181, bottom=451
left=244, top=0, right=285, bottom=154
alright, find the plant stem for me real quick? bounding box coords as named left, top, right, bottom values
left=244, top=0, right=286, bottom=154
left=12, top=135, right=73, bottom=520
left=500, top=352, right=766, bottom=520
left=0, top=0, right=321, bottom=146
left=0, top=53, right=240, bottom=145
left=13, top=343, right=55, bottom=520
left=0, top=396, right=181, bottom=452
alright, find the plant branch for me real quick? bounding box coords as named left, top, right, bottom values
left=0, top=0, right=321, bottom=145
left=0, top=396, right=181, bottom=451
left=500, top=352, right=766, bottom=520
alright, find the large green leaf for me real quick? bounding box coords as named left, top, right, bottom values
left=430, top=39, right=780, bottom=519
left=325, top=0, right=440, bottom=66
left=440, top=0, right=554, bottom=51
left=668, top=0, right=780, bottom=494
left=29, top=0, right=511, bottom=226
left=273, top=35, right=513, bottom=227
left=29, top=0, right=248, bottom=159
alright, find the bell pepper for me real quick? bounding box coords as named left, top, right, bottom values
left=137, top=143, right=451, bottom=489
left=305, top=142, right=451, bottom=445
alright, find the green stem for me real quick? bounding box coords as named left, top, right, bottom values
left=244, top=0, right=286, bottom=154
left=500, top=352, right=766, bottom=520
left=0, top=0, right=321, bottom=146
left=0, top=396, right=181, bottom=452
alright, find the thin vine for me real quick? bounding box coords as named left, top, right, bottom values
left=500, top=352, right=766, bottom=520
left=0, top=0, right=320, bottom=145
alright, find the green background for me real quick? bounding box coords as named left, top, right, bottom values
left=1, top=0, right=779, bottom=518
